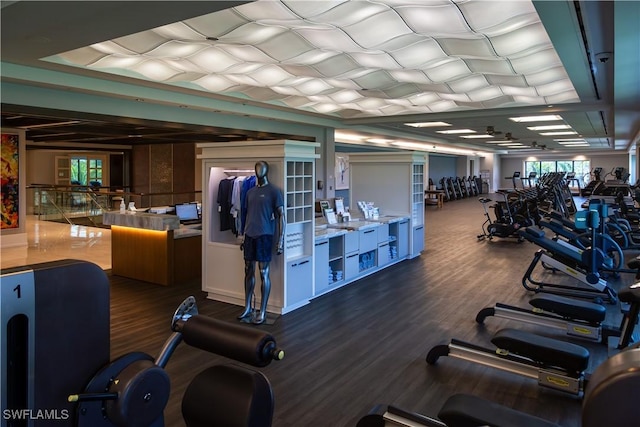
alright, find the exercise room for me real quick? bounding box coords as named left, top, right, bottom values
left=2, top=1, right=639, bottom=426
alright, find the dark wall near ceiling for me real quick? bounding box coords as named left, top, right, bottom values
left=131, top=143, right=196, bottom=207
left=429, top=155, right=457, bottom=185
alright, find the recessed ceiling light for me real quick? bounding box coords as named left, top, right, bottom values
left=485, top=140, right=510, bottom=144
left=539, top=131, right=578, bottom=136
left=335, top=132, right=365, bottom=141
left=460, top=134, right=494, bottom=139
left=558, top=141, right=589, bottom=145
left=498, top=143, right=524, bottom=146
left=527, top=124, right=571, bottom=131
left=405, top=122, right=452, bottom=128
left=553, top=138, right=586, bottom=142
left=437, top=129, right=476, bottom=134
left=510, top=115, right=563, bottom=122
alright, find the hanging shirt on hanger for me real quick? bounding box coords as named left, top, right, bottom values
left=217, top=176, right=236, bottom=231
left=230, top=176, right=246, bottom=235
left=240, top=175, right=257, bottom=235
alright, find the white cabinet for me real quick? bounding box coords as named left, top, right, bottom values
left=345, top=231, right=359, bottom=254
left=345, top=252, right=360, bottom=280
left=286, top=257, right=313, bottom=305
left=314, top=240, right=330, bottom=294
left=377, top=223, right=389, bottom=243
left=359, top=228, right=377, bottom=253
left=397, top=219, right=410, bottom=260
left=413, top=225, right=424, bottom=255
left=199, top=140, right=319, bottom=315
left=348, top=152, right=425, bottom=259
left=378, top=241, right=390, bottom=267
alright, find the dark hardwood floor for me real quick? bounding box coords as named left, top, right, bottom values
left=108, top=196, right=635, bottom=427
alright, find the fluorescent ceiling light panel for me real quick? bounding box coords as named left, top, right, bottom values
left=527, top=124, right=571, bottom=131
left=367, top=138, right=393, bottom=144
left=47, top=0, right=578, bottom=118
left=539, top=131, right=578, bottom=136
left=335, top=132, right=365, bottom=141
left=554, top=138, right=586, bottom=142
left=558, top=141, right=589, bottom=145
left=510, top=115, right=563, bottom=122
left=436, top=129, right=476, bottom=134
left=405, top=122, right=452, bottom=128
left=460, top=134, right=495, bottom=139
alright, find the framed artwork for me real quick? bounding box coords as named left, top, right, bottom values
left=1, top=133, right=20, bottom=229
left=335, top=154, right=349, bottom=190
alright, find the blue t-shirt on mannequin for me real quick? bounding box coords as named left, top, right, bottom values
left=244, top=184, right=284, bottom=237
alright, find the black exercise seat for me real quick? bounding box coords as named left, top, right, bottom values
left=438, top=394, right=560, bottom=427
left=519, top=227, right=583, bottom=264
left=619, top=284, right=640, bottom=304
left=529, top=294, right=606, bottom=324
left=491, top=329, right=590, bottom=373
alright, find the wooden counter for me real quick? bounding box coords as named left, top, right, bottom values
left=105, top=212, right=201, bottom=286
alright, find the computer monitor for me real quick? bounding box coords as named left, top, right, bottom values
left=175, top=203, right=199, bottom=222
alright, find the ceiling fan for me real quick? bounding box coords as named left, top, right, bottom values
left=504, top=132, right=519, bottom=141
left=530, top=140, right=547, bottom=150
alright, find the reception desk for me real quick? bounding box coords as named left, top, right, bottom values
left=103, top=212, right=201, bottom=286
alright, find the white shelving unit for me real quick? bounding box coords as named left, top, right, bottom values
left=348, top=152, right=426, bottom=258
left=198, top=140, right=319, bottom=315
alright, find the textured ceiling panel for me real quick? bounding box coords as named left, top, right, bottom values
left=50, top=0, right=579, bottom=118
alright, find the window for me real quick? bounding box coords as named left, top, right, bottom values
left=70, top=156, right=103, bottom=186
left=70, top=157, right=87, bottom=185
left=524, top=159, right=590, bottom=186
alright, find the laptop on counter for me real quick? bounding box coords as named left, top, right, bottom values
left=175, top=203, right=201, bottom=225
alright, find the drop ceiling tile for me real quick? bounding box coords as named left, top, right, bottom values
left=382, top=83, right=421, bottom=98
left=114, top=31, right=169, bottom=54
left=90, top=56, right=144, bottom=69
left=485, top=74, right=528, bottom=87
left=247, top=65, right=294, bottom=86
left=510, top=48, right=562, bottom=74
left=218, top=44, right=276, bottom=63
left=312, top=55, right=363, bottom=78
left=281, top=0, right=346, bottom=19
left=388, top=39, right=446, bottom=68
left=448, top=74, right=490, bottom=93
left=350, top=52, right=402, bottom=70
left=536, top=79, right=576, bottom=97
left=545, top=91, right=581, bottom=104
left=222, top=22, right=288, bottom=44
left=395, top=4, right=470, bottom=36
left=524, top=67, right=569, bottom=86
left=423, top=58, right=470, bottom=83
left=254, top=31, right=317, bottom=62
left=194, top=75, right=241, bottom=92
left=185, top=9, right=249, bottom=38
left=131, top=59, right=183, bottom=81
left=152, top=22, right=204, bottom=40
left=91, top=41, right=136, bottom=56
left=188, top=47, right=240, bottom=72
left=490, top=22, right=551, bottom=57
left=57, top=48, right=107, bottom=66
left=343, top=9, right=412, bottom=49
left=465, top=58, right=513, bottom=74
left=352, top=70, right=398, bottom=90
left=388, top=69, right=432, bottom=84
left=311, top=1, right=389, bottom=27
left=456, top=0, right=537, bottom=33
left=437, top=37, right=496, bottom=57
left=145, top=41, right=206, bottom=57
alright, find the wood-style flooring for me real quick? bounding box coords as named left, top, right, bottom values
left=108, top=196, right=635, bottom=427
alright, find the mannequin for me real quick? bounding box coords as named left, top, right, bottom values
left=238, top=161, right=285, bottom=324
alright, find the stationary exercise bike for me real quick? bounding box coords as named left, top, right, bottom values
left=69, top=296, right=284, bottom=427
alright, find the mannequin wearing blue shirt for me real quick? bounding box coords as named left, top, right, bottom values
left=238, top=161, right=285, bottom=324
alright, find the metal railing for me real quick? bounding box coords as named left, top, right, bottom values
left=27, top=185, right=202, bottom=227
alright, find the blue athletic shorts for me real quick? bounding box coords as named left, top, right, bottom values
left=243, top=234, right=274, bottom=262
